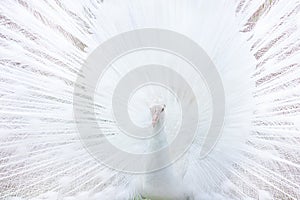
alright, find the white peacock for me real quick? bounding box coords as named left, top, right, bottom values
left=0, top=0, right=300, bottom=200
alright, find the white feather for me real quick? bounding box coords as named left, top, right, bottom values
left=0, top=0, right=300, bottom=200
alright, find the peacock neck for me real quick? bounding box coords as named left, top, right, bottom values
left=142, top=119, right=188, bottom=199
left=149, top=120, right=167, bottom=151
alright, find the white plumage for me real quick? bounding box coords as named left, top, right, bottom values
left=0, top=0, right=300, bottom=200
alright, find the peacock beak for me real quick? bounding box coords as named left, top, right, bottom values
left=152, top=112, right=160, bottom=127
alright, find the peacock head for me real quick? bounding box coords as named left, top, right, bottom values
left=149, top=104, right=166, bottom=128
